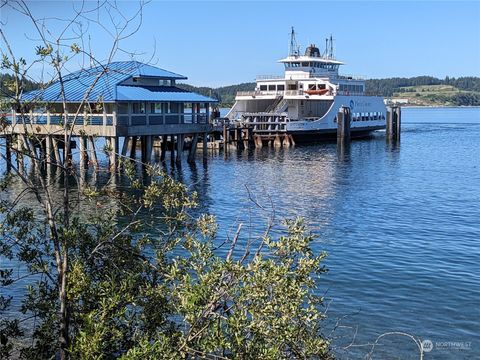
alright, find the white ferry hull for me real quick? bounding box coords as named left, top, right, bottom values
left=286, top=95, right=386, bottom=141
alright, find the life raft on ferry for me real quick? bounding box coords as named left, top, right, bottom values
left=305, top=89, right=329, bottom=96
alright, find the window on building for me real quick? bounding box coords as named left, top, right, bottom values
left=268, top=85, right=275, bottom=91
left=277, top=84, right=285, bottom=91
left=168, top=103, right=179, bottom=114
left=260, top=85, right=267, bottom=91
left=117, top=103, right=129, bottom=114
left=288, top=84, right=297, bottom=90
left=150, top=103, right=162, bottom=114
left=132, top=102, right=145, bottom=114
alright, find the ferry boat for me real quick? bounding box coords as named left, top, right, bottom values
left=226, top=28, right=386, bottom=142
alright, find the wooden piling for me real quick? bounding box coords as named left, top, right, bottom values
left=188, top=133, right=199, bottom=163
left=79, top=136, right=88, bottom=169
left=288, top=134, right=296, bottom=146
left=242, top=128, right=249, bottom=149
left=176, top=134, right=183, bottom=163
left=386, top=108, right=393, bottom=140
left=282, top=134, right=291, bottom=147
left=52, top=137, right=61, bottom=164
left=393, top=106, right=401, bottom=141
left=109, top=136, right=118, bottom=171
left=274, top=134, right=282, bottom=148
left=254, top=134, right=263, bottom=148
left=44, top=136, right=54, bottom=166
left=386, top=106, right=401, bottom=141
left=337, top=106, right=351, bottom=143
left=16, top=136, right=24, bottom=168
left=161, top=135, right=167, bottom=161
left=236, top=128, right=245, bottom=150
left=40, top=138, right=47, bottom=163
left=203, top=132, right=208, bottom=159
left=223, top=124, right=228, bottom=149
left=140, top=136, right=146, bottom=163
left=121, top=136, right=130, bottom=158
left=88, top=136, right=98, bottom=168
left=129, top=136, right=137, bottom=160
left=170, top=135, right=176, bottom=163
left=145, top=135, right=153, bottom=164
left=5, top=135, right=11, bottom=169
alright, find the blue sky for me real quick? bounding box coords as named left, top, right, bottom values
left=1, top=1, right=479, bottom=87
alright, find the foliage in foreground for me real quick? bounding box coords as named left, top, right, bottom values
left=0, top=165, right=331, bottom=359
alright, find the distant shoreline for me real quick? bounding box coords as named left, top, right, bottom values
left=397, top=105, right=480, bottom=109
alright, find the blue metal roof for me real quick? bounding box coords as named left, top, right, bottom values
left=117, top=85, right=217, bottom=103
left=21, top=61, right=195, bottom=103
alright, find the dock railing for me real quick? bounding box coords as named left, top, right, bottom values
left=6, top=111, right=208, bottom=127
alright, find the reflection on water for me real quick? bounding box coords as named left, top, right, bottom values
left=1, top=107, right=480, bottom=358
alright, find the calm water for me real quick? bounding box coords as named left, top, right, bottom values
left=2, top=107, right=479, bottom=358
left=181, top=107, right=480, bottom=359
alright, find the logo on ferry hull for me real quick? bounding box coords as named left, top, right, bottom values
left=349, top=100, right=355, bottom=110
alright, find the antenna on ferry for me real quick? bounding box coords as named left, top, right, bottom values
left=329, top=34, right=334, bottom=59
left=289, top=26, right=299, bottom=57
left=324, top=37, right=329, bottom=58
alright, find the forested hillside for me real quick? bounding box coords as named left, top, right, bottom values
left=0, top=73, right=41, bottom=99
left=181, top=76, right=480, bottom=107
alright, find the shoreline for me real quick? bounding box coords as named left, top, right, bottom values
left=398, top=105, right=480, bottom=109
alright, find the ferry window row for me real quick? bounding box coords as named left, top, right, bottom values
left=338, top=84, right=364, bottom=93
left=285, top=62, right=339, bottom=70
left=259, top=84, right=285, bottom=91
left=308, top=84, right=326, bottom=90
left=351, top=112, right=385, bottom=122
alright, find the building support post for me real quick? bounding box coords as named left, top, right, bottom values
left=129, top=136, right=137, bottom=160
left=52, top=137, right=61, bottom=165
left=5, top=135, right=12, bottom=171
left=88, top=136, right=98, bottom=169
left=161, top=135, right=167, bottom=161
left=140, top=136, right=146, bottom=163
left=145, top=135, right=153, bottom=164
left=202, top=132, right=208, bottom=160
left=170, top=135, right=176, bottom=163
left=16, top=136, right=24, bottom=169
left=79, top=136, right=88, bottom=169
left=188, top=133, right=199, bottom=163
left=176, top=134, right=184, bottom=164
left=45, top=135, right=55, bottom=166
left=121, top=136, right=130, bottom=158
left=109, top=136, right=118, bottom=171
